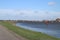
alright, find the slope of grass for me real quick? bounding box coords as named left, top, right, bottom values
left=0, top=21, right=60, bottom=40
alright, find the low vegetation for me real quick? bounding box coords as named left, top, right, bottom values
left=0, top=21, right=60, bottom=40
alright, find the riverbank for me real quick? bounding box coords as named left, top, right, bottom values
left=0, top=24, right=26, bottom=40
left=0, top=21, right=60, bottom=40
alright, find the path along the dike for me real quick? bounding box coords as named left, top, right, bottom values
left=0, top=25, right=27, bottom=40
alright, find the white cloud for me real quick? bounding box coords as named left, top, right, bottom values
left=48, top=2, right=56, bottom=6
left=0, top=9, right=60, bottom=20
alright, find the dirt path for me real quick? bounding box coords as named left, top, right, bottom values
left=0, top=25, right=27, bottom=40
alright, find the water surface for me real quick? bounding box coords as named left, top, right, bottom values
left=16, top=22, right=60, bottom=38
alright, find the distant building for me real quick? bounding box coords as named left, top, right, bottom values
left=42, top=20, right=50, bottom=24
left=56, top=18, right=60, bottom=22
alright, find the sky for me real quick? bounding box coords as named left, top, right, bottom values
left=0, top=0, right=60, bottom=20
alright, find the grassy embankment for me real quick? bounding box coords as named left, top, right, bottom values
left=0, top=21, right=60, bottom=40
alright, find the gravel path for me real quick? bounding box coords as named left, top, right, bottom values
left=0, top=25, right=27, bottom=40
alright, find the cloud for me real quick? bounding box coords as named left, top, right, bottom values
left=0, top=9, right=60, bottom=20
left=48, top=2, right=56, bottom=6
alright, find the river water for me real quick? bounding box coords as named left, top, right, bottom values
left=16, top=22, right=60, bottom=38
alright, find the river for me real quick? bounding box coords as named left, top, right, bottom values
left=16, top=22, right=60, bottom=38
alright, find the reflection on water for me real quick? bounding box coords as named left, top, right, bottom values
left=16, top=22, right=60, bottom=38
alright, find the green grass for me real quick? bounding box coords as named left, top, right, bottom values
left=0, top=21, right=60, bottom=40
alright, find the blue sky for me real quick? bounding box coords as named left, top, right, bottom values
left=0, top=0, right=60, bottom=20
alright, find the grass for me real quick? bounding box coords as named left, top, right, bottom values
left=0, top=21, right=60, bottom=40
